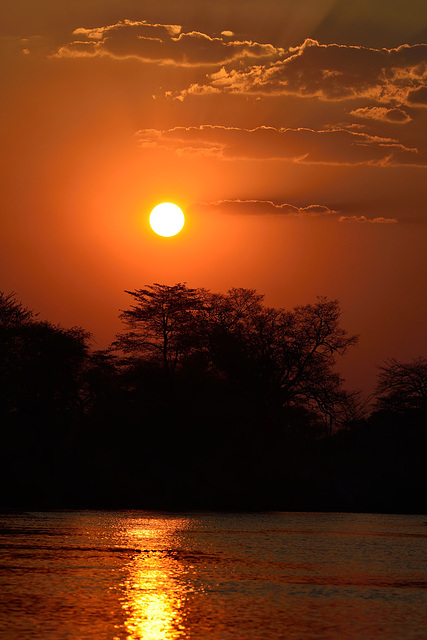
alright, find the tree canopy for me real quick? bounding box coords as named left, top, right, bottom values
left=0, top=292, right=91, bottom=420
left=375, top=357, right=427, bottom=412
left=114, top=283, right=204, bottom=371
left=114, top=283, right=359, bottom=429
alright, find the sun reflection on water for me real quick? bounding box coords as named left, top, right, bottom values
left=121, top=520, right=189, bottom=640
left=1, top=513, right=426, bottom=640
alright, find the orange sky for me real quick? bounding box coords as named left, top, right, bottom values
left=1, top=0, right=426, bottom=393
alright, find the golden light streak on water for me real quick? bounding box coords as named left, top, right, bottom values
left=121, top=520, right=188, bottom=640
left=1, top=513, right=427, bottom=640
left=123, top=558, right=183, bottom=640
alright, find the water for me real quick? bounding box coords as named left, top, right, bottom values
left=0, top=512, right=426, bottom=640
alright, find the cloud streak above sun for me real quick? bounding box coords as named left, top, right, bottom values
left=53, top=24, right=427, bottom=108
left=51, top=22, right=427, bottom=172
left=177, top=39, right=427, bottom=105
left=137, top=124, right=424, bottom=166
left=350, top=106, right=412, bottom=123
left=51, top=21, right=427, bottom=116
left=54, top=19, right=283, bottom=66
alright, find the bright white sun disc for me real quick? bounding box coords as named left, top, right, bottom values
left=149, top=203, right=185, bottom=237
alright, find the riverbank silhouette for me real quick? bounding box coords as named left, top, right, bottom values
left=1, top=288, right=425, bottom=513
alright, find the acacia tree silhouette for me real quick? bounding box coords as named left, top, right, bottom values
left=114, top=283, right=359, bottom=431
left=114, top=283, right=204, bottom=372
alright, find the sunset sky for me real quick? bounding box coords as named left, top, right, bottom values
left=1, top=0, right=426, bottom=393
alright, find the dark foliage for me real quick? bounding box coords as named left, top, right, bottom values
left=0, top=288, right=425, bottom=513
left=375, top=357, right=427, bottom=412
left=113, top=284, right=359, bottom=429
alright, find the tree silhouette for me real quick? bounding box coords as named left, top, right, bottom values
left=1, top=289, right=425, bottom=512
left=0, top=291, right=35, bottom=327
left=114, top=283, right=204, bottom=371
left=196, top=291, right=358, bottom=426
left=114, top=284, right=358, bottom=430
left=0, top=291, right=91, bottom=420
left=375, top=357, right=427, bottom=412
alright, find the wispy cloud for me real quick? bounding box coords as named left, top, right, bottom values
left=339, top=215, right=398, bottom=223
left=195, top=199, right=338, bottom=216
left=406, top=86, right=427, bottom=106
left=196, top=200, right=399, bottom=224
left=54, top=19, right=283, bottom=66
left=175, top=39, right=427, bottom=106
left=350, top=106, right=412, bottom=123
left=136, top=124, right=425, bottom=166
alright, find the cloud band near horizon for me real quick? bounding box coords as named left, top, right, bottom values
left=193, top=199, right=398, bottom=223
left=136, top=124, right=424, bottom=166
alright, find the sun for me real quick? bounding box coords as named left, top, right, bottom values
left=149, top=203, right=185, bottom=237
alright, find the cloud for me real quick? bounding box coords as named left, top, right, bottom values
left=176, top=39, right=427, bottom=105
left=196, top=200, right=400, bottom=224
left=406, top=86, right=427, bottom=106
left=53, top=27, right=427, bottom=115
left=56, top=40, right=98, bottom=57
left=195, top=199, right=338, bottom=216
left=339, top=216, right=398, bottom=223
left=54, top=20, right=283, bottom=66
left=136, top=124, right=425, bottom=166
left=73, top=20, right=182, bottom=41
left=350, top=106, right=412, bottom=123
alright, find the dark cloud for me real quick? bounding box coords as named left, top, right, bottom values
left=339, top=215, right=398, bottom=223
left=53, top=27, right=427, bottom=126
left=55, top=20, right=283, bottom=66
left=136, top=124, right=425, bottom=166
left=74, top=20, right=182, bottom=40
left=350, top=106, right=412, bottom=123
left=406, top=86, right=427, bottom=106
left=196, top=200, right=400, bottom=224
left=178, top=40, right=427, bottom=105
left=195, top=199, right=338, bottom=216
left=56, top=40, right=98, bottom=57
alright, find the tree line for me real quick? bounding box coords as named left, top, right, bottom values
left=0, top=286, right=425, bottom=512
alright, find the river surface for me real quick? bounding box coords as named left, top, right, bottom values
left=0, top=512, right=426, bottom=639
